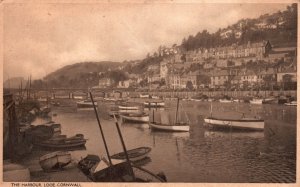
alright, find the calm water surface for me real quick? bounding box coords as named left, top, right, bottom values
left=44, top=100, right=296, bottom=182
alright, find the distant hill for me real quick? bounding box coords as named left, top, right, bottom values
left=3, top=77, right=27, bottom=89
left=45, top=61, right=121, bottom=80
left=181, top=4, right=297, bottom=51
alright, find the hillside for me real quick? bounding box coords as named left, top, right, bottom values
left=37, top=61, right=123, bottom=88
left=181, top=4, right=297, bottom=51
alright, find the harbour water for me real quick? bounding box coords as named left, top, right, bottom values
left=35, top=100, right=296, bottom=183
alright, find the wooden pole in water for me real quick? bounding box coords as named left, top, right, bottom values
left=113, top=115, right=136, bottom=180
left=89, top=92, right=113, bottom=166
left=175, top=97, right=180, bottom=124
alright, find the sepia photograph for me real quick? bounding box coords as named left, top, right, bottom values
left=2, top=0, right=298, bottom=185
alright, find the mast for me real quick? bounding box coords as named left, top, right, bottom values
left=210, top=101, right=213, bottom=117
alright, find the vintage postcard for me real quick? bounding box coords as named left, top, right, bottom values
left=1, top=0, right=298, bottom=186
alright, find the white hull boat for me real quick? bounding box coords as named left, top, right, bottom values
left=77, top=100, right=97, bottom=108
left=204, top=117, right=264, bottom=131
left=285, top=101, right=297, bottom=106
left=250, top=99, right=263, bottom=104
left=149, top=122, right=190, bottom=132
left=118, top=105, right=140, bottom=110
left=144, top=101, right=165, bottom=107
left=39, top=151, right=72, bottom=171
left=140, top=94, right=150, bottom=98
left=219, top=99, right=233, bottom=103
left=120, top=113, right=150, bottom=123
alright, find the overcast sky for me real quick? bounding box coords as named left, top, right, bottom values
left=3, top=2, right=289, bottom=80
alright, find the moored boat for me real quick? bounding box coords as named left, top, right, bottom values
left=35, top=134, right=87, bottom=148
left=120, top=113, right=149, bottom=123
left=77, top=100, right=97, bottom=108
left=148, top=122, right=190, bottom=132
left=204, top=117, right=264, bottom=131
left=219, top=99, right=233, bottom=103
left=139, top=94, right=150, bottom=98
left=284, top=101, right=297, bottom=106
left=39, top=151, right=72, bottom=171
left=250, top=98, right=264, bottom=104
left=117, top=102, right=143, bottom=110
left=78, top=155, right=166, bottom=182
left=110, top=147, right=151, bottom=162
left=144, top=101, right=165, bottom=107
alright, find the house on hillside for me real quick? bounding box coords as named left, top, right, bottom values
left=209, top=70, right=230, bottom=88
left=276, top=62, right=297, bottom=83
left=147, top=73, right=161, bottom=83
left=99, top=78, right=114, bottom=88
left=160, top=61, right=169, bottom=78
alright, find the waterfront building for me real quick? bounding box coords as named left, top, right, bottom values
left=98, top=78, right=114, bottom=88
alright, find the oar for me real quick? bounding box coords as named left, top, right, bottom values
left=89, top=92, right=113, bottom=166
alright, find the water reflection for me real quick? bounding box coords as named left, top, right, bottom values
left=43, top=99, right=296, bottom=182
left=204, top=130, right=264, bottom=139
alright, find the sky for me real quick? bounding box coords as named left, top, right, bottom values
left=3, top=2, right=290, bottom=80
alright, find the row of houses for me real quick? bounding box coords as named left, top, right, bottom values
left=147, top=58, right=297, bottom=89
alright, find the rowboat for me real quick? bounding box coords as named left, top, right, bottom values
left=118, top=102, right=142, bottom=110
left=110, top=147, right=151, bottom=162
left=149, top=122, right=190, bottom=132
left=77, top=100, right=97, bottom=108
left=284, top=101, right=297, bottom=106
left=204, top=117, right=264, bottom=131
left=139, top=94, right=150, bottom=98
left=35, top=134, right=87, bottom=148
left=250, top=98, right=263, bottom=104
left=39, top=151, right=71, bottom=171
left=144, top=101, right=165, bottom=107
left=118, top=105, right=140, bottom=110
left=219, top=99, right=233, bottom=103
left=120, top=113, right=149, bottom=123
left=262, top=97, right=277, bottom=104
left=78, top=155, right=166, bottom=182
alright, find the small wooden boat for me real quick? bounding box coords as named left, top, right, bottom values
left=77, top=100, right=97, bottom=108
left=250, top=98, right=263, bottom=104
left=111, top=147, right=151, bottom=162
left=190, top=98, right=202, bottom=102
left=118, top=102, right=142, bottom=110
left=120, top=113, right=149, bottom=123
left=219, top=99, right=233, bottom=103
left=139, top=94, right=150, bottom=98
left=78, top=154, right=101, bottom=176
left=204, top=117, right=264, bottom=131
left=262, top=97, right=277, bottom=104
left=144, top=101, right=165, bottom=107
left=35, top=134, right=87, bottom=148
left=50, top=101, right=60, bottom=106
left=39, top=151, right=71, bottom=171
left=284, top=101, right=297, bottom=106
left=78, top=155, right=166, bottom=182
left=149, top=122, right=190, bottom=132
